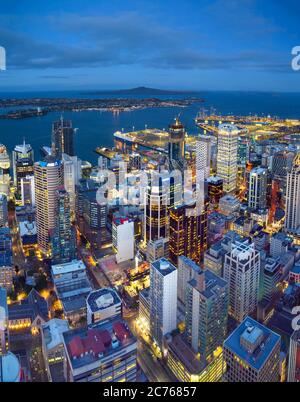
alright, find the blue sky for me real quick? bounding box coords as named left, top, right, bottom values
left=0, top=0, right=300, bottom=91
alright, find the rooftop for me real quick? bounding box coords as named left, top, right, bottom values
left=224, top=316, right=281, bottom=371
left=42, top=318, right=70, bottom=351
left=51, top=259, right=87, bottom=276
left=189, top=268, right=227, bottom=299
left=63, top=318, right=136, bottom=370
left=151, top=258, right=177, bottom=277
left=8, top=289, right=48, bottom=323
left=86, top=288, right=121, bottom=313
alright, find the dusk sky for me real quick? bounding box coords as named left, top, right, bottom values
left=1, top=0, right=300, bottom=91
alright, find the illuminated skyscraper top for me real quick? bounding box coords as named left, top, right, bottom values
left=217, top=124, right=238, bottom=194
left=168, top=117, right=185, bottom=170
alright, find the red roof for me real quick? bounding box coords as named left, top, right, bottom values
left=69, top=336, right=85, bottom=358
left=113, top=322, right=130, bottom=341
left=84, top=329, right=106, bottom=355
left=98, top=329, right=112, bottom=347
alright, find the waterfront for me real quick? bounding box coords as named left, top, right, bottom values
left=1, top=90, right=300, bottom=164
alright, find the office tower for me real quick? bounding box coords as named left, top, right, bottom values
left=223, top=241, right=260, bottom=322
left=262, top=257, right=281, bottom=302
left=177, top=256, right=201, bottom=305
left=204, top=241, right=226, bottom=277
left=0, top=144, right=11, bottom=196
left=288, top=330, right=300, bottom=382
left=185, top=270, right=228, bottom=361
left=62, top=153, right=82, bottom=215
left=248, top=167, right=268, bottom=210
left=0, top=287, right=9, bottom=355
left=150, top=258, right=177, bottom=348
left=223, top=317, right=281, bottom=382
left=112, top=217, right=134, bottom=263
left=285, top=154, right=300, bottom=233
left=52, top=117, right=75, bottom=158
left=196, top=135, right=211, bottom=179
left=144, top=177, right=168, bottom=243
left=0, top=195, right=8, bottom=226
left=169, top=202, right=208, bottom=266
left=238, top=137, right=249, bottom=167
left=146, top=238, right=169, bottom=263
left=51, top=187, right=76, bottom=264
left=63, top=318, right=137, bottom=382
left=20, top=175, right=35, bottom=207
left=217, top=124, right=238, bottom=193
left=12, top=141, right=34, bottom=198
left=207, top=176, right=223, bottom=208
left=34, top=157, right=64, bottom=255
left=272, top=150, right=294, bottom=186
left=270, top=232, right=291, bottom=259
left=0, top=228, right=12, bottom=266
left=12, top=141, right=34, bottom=185
left=86, top=288, right=122, bottom=326
left=168, top=117, right=185, bottom=170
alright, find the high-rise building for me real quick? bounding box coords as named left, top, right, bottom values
left=169, top=202, right=208, bottom=266
left=144, top=177, right=168, bottom=243
left=223, top=241, right=260, bottom=322
left=34, top=157, right=64, bottom=255
left=12, top=141, right=34, bottom=199
left=146, top=237, right=169, bottom=263
left=207, top=176, right=223, bottom=208
left=0, top=287, right=9, bottom=355
left=196, top=135, right=211, bottom=179
left=177, top=256, right=201, bottom=306
left=0, top=144, right=11, bottom=196
left=288, top=330, right=300, bottom=382
left=62, top=153, right=82, bottom=215
left=52, top=117, right=75, bottom=158
left=185, top=269, right=228, bottom=362
left=20, top=175, right=35, bottom=207
left=51, top=187, right=76, bottom=264
left=223, top=317, right=281, bottom=382
left=112, top=217, right=134, bottom=263
left=285, top=153, right=300, bottom=233
left=150, top=258, right=177, bottom=348
left=217, top=124, right=238, bottom=193
left=168, top=117, right=185, bottom=170
left=0, top=194, right=8, bottom=227
left=0, top=228, right=12, bottom=267
left=248, top=167, right=268, bottom=210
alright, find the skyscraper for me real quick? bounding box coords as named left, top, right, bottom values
left=144, top=177, right=168, bottom=243
left=223, top=241, right=260, bottom=322
left=62, top=153, right=82, bottom=215
left=185, top=269, right=228, bottom=362
left=285, top=153, right=300, bottom=233
left=223, top=317, right=281, bottom=382
left=0, top=195, right=8, bottom=227
left=150, top=258, right=177, bottom=349
left=169, top=202, right=208, bottom=266
left=217, top=124, right=238, bottom=194
left=12, top=141, right=34, bottom=197
left=51, top=187, right=76, bottom=264
left=248, top=167, right=268, bottom=210
left=196, top=135, right=211, bottom=179
left=34, top=156, right=64, bottom=255
left=168, top=117, right=185, bottom=170
left=52, top=117, right=75, bottom=158
left=0, top=144, right=11, bottom=196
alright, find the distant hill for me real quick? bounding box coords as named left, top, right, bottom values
left=84, top=86, right=200, bottom=95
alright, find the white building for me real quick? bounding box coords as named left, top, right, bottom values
left=223, top=241, right=260, bottom=322
left=177, top=256, right=201, bottom=306
left=112, top=217, right=134, bottom=263
left=86, top=288, right=122, bottom=326
left=196, top=135, right=211, bottom=179
left=150, top=258, right=177, bottom=348
left=20, top=175, right=35, bottom=207
left=248, top=167, right=268, bottom=210
left=217, top=124, right=239, bottom=193
left=285, top=153, right=300, bottom=233
left=62, top=153, right=82, bottom=215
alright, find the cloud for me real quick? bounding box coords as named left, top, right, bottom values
left=0, top=9, right=291, bottom=74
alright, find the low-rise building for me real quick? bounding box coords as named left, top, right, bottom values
left=86, top=288, right=122, bottom=326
